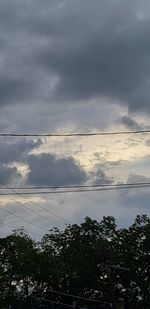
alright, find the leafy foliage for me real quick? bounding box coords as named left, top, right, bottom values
left=0, top=215, right=150, bottom=308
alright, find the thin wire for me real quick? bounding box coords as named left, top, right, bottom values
left=22, top=197, right=69, bottom=225
left=0, top=246, right=115, bottom=290
left=0, top=206, right=48, bottom=233
left=31, top=295, right=109, bottom=306
left=2, top=192, right=115, bottom=255
left=31, top=295, right=101, bottom=304
left=31, top=261, right=101, bottom=284
left=0, top=218, right=43, bottom=239
left=0, top=129, right=150, bottom=137
left=0, top=191, right=110, bottom=253
left=0, top=184, right=63, bottom=229
left=1, top=183, right=149, bottom=256
left=0, top=183, right=150, bottom=195
left=0, top=188, right=56, bottom=233
left=1, top=183, right=69, bottom=226
left=42, top=289, right=102, bottom=303
left=1, top=206, right=114, bottom=260
left=31, top=297, right=75, bottom=307
left=1, top=181, right=150, bottom=190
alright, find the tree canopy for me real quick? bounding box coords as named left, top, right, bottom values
left=0, top=215, right=150, bottom=309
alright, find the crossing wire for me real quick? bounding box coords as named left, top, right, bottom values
left=0, top=205, right=48, bottom=233
left=1, top=183, right=68, bottom=227
left=0, top=182, right=149, bottom=241
left=0, top=189, right=61, bottom=233
left=0, top=186, right=63, bottom=229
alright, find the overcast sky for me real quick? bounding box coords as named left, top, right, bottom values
left=0, top=0, right=150, bottom=239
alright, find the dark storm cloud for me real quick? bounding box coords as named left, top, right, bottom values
left=119, top=115, right=142, bottom=130
left=27, top=153, right=87, bottom=186
left=0, top=77, right=35, bottom=106
left=0, top=138, right=41, bottom=164
left=35, top=29, right=146, bottom=105
left=1, top=0, right=150, bottom=113
left=0, top=138, right=41, bottom=185
left=31, top=0, right=150, bottom=112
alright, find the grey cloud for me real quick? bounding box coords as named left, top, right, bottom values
left=0, top=138, right=41, bottom=164
left=31, top=1, right=150, bottom=113
left=27, top=153, right=87, bottom=186
left=0, top=0, right=150, bottom=114
left=0, top=77, right=36, bottom=106
left=127, top=173, right=150, bottom=183
left=118, top=115, right=142, bottom=130
left=0, top=0, right=64, bottom=107
left=116, top=186, right=150, bottom=212
left=91, top=168, right=113, bottom=185
left=0, top=165, right=22, bottom=185
left=0, top=116, right=17, bottom=132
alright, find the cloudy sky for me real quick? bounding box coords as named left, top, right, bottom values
left=0, top=0, right=150, bottom=239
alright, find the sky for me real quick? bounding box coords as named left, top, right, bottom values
left=0, top=0, right=150, bottom=239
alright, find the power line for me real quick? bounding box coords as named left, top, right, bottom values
left=1, top=241, right=118, bottom=293
left=1, top=183, right=70, bottom=226
left=0, top=186, right=116, bottom=253
left=30, top=296, right=109, bottom=307
left=0, top=185, right=63, bottom=229
left=0, top=222, right=46, bottom=238
left=0, top=129, right=150, bottom=137
left=0, top=219, right=44, bottom=239
left=1, top=181, right=150, bottom=190
left=3, top=182, right=68, bottom=227
left=0, top=223, right=115, bottom=287
left=0, top=254, right=110, bottom=303
left=0, top=194, right=117, bottom=251
left=31, top=261, right=101, bottom=284
left=38, top=289, right=101, bottom=303
left=0, top=188, right=60, bottom=233
left=0, top=205, right=48, bottom=233
left=0, top=182, right=150, bottom=195
left=31, top=296, right=76, bottom=307
left=1, top=182, right=149, bottom=255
